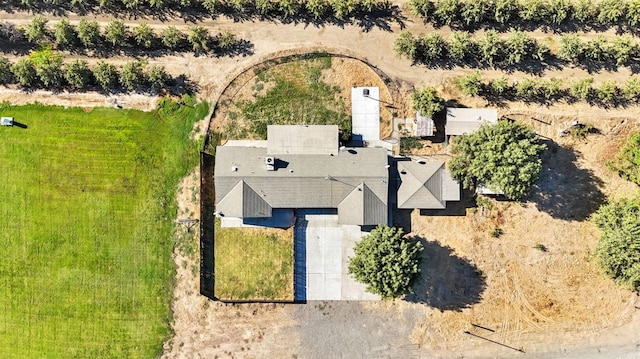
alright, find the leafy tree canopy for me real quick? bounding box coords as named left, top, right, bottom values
left=412, top=87, right=444, bottom=118
left=593, top=197, right=640, bottom=291
left=607, top=131, right=640, bottom=185
left=348, top=225, right=423, bottom=299
left=448, top=120, right=546, bottom=199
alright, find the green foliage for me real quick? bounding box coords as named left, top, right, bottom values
left=92, top=60, right=119, bottom=91
left=572, top=0, right=595, bottom=23
left=584, top=35, right=610, bottom=62
left=306, top=0, right=330, bottom=18
left=558, top=33, right=584, bottom=63
left=597, top=0, right=626, bottom=24
left=477, top=30, right=502, bottom=66
left=491, top=227, right=503, bottom=238
left=547, top=0, right=569, bottom=24
left=623, top=77, right=640, bottom=101
left=0, top=57, right=13, bottom=84
left=538, top=78, right=562, bottom=100
left=29, top=47, right=64, bottom=88
left=77, top=19, right=101, bottom=48
left=348, top=225, right=424, bottom=299
left=593, top=197, right=640, bottom=291
left=448, top=120, right=546, bottom=200
left=412, top=87, right=444, bottom=117
left=434, top=0, right=460, bottom=25
left=494, top=0, right=517, bottom=24
left=534, top=243, right=547, bottom=251
left=489, top=75, right=509, bottom=95
left=606, top=131, right=640, bottom=185
left=515, top=78, right=538, bottom=98
left=146, top=64, right=169, bottom=91
left=460, top=0, right=488, bottom=25
left=400, top=136, right=423, bottom=152
left=610, top=35, right=636, bottom=66
left=394, top=31, right=417, bottom=60
left=216, top=30, right=237, bottom=50
left=408, top=0, right=435, bottom=17
left=519, top=0, right=547, bottom=22
left=0, top=99, right=209, bottom=358
left=10, top=58, right=36, bottom=87
left=447, top=31, right=473, bottom=62
left=53, top=19, right=77, bottom=48
left=24, top=16, right=48, bottom=43
left=419, top=33, right=446, bottom=61
left=134, top=22, right=155, bottom=49
left=457, top=70, right=483, bottom=96
left=119, top=60, right=146, bottom=91
left=331, top=0, right=356, bottom=19
left=627, top=0, right=640, bottom=26
left=64, top=59, right=92, bottom=89
left=104, top=20, right=129, bottom=47
left=504, top=30, right=534, bottom=65
left=161, top=26, right=183, bottom=50
left=570, top=77, right=593, bottom=100
left=597, top=80, right=617, bottom=103
left=187, top=25, right=209, bottom=53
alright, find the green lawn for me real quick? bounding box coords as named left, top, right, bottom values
left=224, top=55, right=351, bottom=140
left=0, top=97, right=208, bottom=358
left=214, top=219, right=293, bottom=301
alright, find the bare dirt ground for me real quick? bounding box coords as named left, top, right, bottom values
left=3, top=6, right=640, bottom=358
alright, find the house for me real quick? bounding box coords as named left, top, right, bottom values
left=445, top=108, right=497, bottom=136
left=1, top=117, right=13, bottom=126
left=396, top=158, right=460, bottom=209
left=214, top=125, right=389, bottom=227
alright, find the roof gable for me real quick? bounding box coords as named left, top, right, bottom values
left=397, top=161, right=447, bottom=209
left=338, top=183, right=387, bottom=225
left=217, top=180, right=272, bottom=218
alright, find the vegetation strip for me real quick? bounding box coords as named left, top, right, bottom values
left=0, top=97, right=208, bottom=358
left=0, top=19, right=247, bottom=56
left=395, top=30, right=640, bottom=71
left=408, top=0, right=640, bottom=32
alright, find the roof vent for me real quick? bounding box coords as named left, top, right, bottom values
left=476, top=115, right=482, bottom=121
left=231, top=165, right=238, bottom=172
left=363, top=88, right=370, bottom=97
left=265, top=156, right=275, bottom=171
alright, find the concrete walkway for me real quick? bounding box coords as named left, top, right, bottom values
left=294, top=212, right=380, bottom=301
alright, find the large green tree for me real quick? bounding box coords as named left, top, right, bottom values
left=348, top=225, right=423, bottom=299
left=412, top=87, right=445, bottom=117
left=448, top=120, right=546, bottom=199
left=607, top=131, right=640, bottom=185
left=593, top=197, right=640, bottom=291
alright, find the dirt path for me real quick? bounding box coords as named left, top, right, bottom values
left=3, top=7, right=640, bottom=358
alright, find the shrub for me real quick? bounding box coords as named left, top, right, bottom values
left=597, top=0, right=625, bottom=24
left=93, top=60, right=119, bottom=91
left=593, top=197, right=640, bottom=291
left=77, top=19, right=101, bottom=48
left=489, top=76, right=510, bottom=95
left=53, top=19, right=77, bottom=48
left=104, top=20, right=129, bottom=47
left=584, top=35, right=611, bottom=62
left=146, top=64, right=169, bottom=91
left=419, top=33, right=446, bottom=62
left=24, top=16, right=49, bottom=43
left=597, top=80, right=617, bottom=103
left=558, top=33, right=584, bottom=63
left=119, top=60, right=146, bottom=91
left=477, top=30, right=503, bottom=66
left=447, top=31, right=473, bottom=62
left=348, top=225, right=423, bottom=299
left=188, top=25, right=209, bottom=53
left=434, top=0, right=461, bottom=25
left=570, top=78, right=593, bottom=100
left=11, top=58, right=36, bottom=87
left=457, top=70, right=483, bottom=96
left=408, top=0, right=435, bottom=17
left=394, top=31, right=418, bottom=60
left=494, top=0, right=517, bottom=24
left=161, top=26, right=183, bottom=50
left=412, top=87, right=444, bottom=117
left=606, top=132, right=640, bottom=185
left=460, top=0, right=488, bottom=26
left=623, top=77, right=640, bottom=101
left=64, top=59, right=92, bottom=89
left=30, top=47, right=64, bottom=88
left=134, top=23, right=155, bottom=49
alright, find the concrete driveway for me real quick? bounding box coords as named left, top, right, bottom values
left=294, top=211, right=379, bottom=301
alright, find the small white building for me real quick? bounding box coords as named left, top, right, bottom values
left=351, top=87, right=380, bottom=143
left=445, top=108, right=497, bottom=136
left=1, top=117, right=13, bottom=126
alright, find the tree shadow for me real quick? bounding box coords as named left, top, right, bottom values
left=405, top=238, right=486, bottom=311
left=529, top=140, right=605, bottom=221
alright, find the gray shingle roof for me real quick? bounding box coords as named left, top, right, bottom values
left=215, top=145, right=389, bottom=226
left=445, top=108, right=498, bottom=136
left=397, top=160, right=460, bottom=209
left=267, top=125, right=338, bottom=155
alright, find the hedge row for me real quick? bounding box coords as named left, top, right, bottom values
left=0, top=19, right=246, bottom=56
left=408, top=0, right=640, bottom=31
left=0, top=49, right=179, bottom=93
left=455, top=71, right=640, bottom=106
left=0, top=0, right=392, bottom=21
left=394, top=31, right=640, bottom=69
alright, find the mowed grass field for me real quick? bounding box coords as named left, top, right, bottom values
left=214, top=219, right=293, bottom=301
left=0, top=97, right=208, bottom=358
